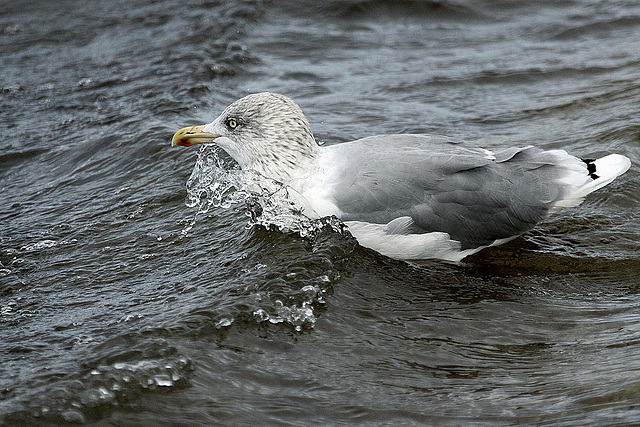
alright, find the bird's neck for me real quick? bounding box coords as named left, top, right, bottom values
left=249, top=140, right=320, bottom=185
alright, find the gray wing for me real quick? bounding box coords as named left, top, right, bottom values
left=324, top=134, right=568, bottom=249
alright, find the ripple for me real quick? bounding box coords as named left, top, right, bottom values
left=316, top=0, right=485, bottom=20
left=5, top=355, right=194, bottom=424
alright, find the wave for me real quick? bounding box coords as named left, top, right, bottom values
left=284, top=0, right=486, bottom=20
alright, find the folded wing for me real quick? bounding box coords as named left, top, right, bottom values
left=324, top=135, right=628, bottom=250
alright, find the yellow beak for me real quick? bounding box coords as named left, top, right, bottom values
left=171, top=125, right=220, bottom=147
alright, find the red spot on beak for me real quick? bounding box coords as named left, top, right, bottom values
left=176, top=139, right=192, bottom=147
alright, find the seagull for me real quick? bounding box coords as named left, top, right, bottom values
left=172, top=92, right=630, bottom=261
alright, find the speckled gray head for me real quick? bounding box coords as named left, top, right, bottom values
left=172, top=92, right=318, bottom=182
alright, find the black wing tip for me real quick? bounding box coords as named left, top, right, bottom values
left=582, top=158, right=600, bottom=180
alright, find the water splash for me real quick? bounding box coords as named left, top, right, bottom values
left=180, top=146, right=352, bottom=332
left=6, top=356, right=193, bottom=424
left=251, top=278, right=333, bottom=332
left=184, top=146, right=248, bottom=213
left=183, top=145, right=344, bottom=238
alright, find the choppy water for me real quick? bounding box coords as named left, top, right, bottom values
left=1, top=0, right=640, bottom=425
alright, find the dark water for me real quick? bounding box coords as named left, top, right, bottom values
left=2, top=0, right=640, bottom=424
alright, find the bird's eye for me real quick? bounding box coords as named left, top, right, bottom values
left=225, top=118, right=238, bottom=129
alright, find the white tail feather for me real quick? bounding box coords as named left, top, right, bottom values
left=551, top=154, right=631, bottom=211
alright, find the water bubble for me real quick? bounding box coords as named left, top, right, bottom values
left=315, top=275, right=331, bottom=284
left=80, top=387, right=114, bottom=407
left=120, top=313, right=143, bottom=323
left=21, top=239, right=57, bottom=252
left=253, top=308, right=269, bottom=322
left=153, top=375, right=174, bottom=387
left=61, top=409, right=85, bottom=423
left=2, top=24, right=21, bottom=34
left=77, top=77, right=92, bottom=87
left=300, top=284, right=318, bottom=294
left=215, top=317, right=234, bottom=328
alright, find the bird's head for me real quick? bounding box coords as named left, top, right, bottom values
left=172, top=92, right=318, bottom=183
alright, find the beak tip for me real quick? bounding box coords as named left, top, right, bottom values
left=172, top=139, right=192, bottom=147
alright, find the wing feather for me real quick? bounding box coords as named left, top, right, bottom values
left=323, top=135, right=572, bottom=249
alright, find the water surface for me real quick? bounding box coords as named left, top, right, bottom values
left=1, top=0, right=640, bottom=424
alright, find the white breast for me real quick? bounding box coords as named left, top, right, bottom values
left=287, top=149, right=343, bottom=219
